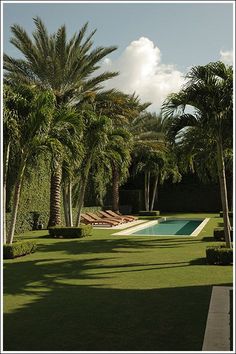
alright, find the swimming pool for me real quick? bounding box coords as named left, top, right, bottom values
left=114, top=218, right=209, bottom=236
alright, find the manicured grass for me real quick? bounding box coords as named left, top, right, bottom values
left=3, top=213, right=233, bottom=351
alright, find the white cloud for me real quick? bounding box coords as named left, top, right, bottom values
left=101, top=37, right=185, bottom=112
left=220, top=50, right=233, bottom=65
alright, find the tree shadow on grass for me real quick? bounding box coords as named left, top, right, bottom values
left=32, top=236, right=209, bottom=258
left=3, top=256, right=232, bottom=351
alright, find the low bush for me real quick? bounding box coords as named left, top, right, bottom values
left=219, top=211, right=233, bottom=218
left=139, top=211, right=160, bottom=216
left=3, top=240, right=37, bottom=259
left=48, top=225, right=92, bottom=238
left=213, top=227, right=233, bottom=241
left=206, top=245, right=233, bottom=265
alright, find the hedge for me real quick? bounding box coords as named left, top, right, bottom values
left=213, top=227, right=233, bottom=241
left=219, top=211, right=233, bottom=218
left=139, top=211, right=160, bottom=216
left=3, top=240, right=37, bottom=259
left=206, top=245, right=233, bottom=265
left=48, top=225, right=92, bottom=238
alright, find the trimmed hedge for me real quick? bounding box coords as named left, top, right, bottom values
left=206, top=245, right=233, bottom=265
left=219, top=211, right=233, bottom=218
left=213, top=227, right=233, bottom=241
left=139, top=211, right=160, bottom=216
left=3, top=240, right=37, bottom=259
left=48, top=225, right=92, bottom=238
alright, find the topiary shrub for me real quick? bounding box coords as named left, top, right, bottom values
left=139, top=211, right=160, bottom=216
left=219, top=211, right=233, bottom=218
left=48, top=225, right=92, bottom=238
left=206, top=245, right=233, bottom=265
left=3, top=240, right=37, bottom=259
left=213, top=227, right=233, bottom=241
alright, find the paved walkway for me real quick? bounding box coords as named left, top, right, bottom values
left=202, top=286, right=232, bottom=351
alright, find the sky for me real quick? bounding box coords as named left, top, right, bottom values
left=2, top=1, right=234, bottom=112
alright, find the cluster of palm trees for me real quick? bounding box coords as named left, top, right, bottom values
left=3, top=18, right=233, bottom=248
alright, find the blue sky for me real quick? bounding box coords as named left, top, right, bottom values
left=2, top=1, right=234, bottom=111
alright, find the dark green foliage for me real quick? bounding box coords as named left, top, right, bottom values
left=3, top=240, right=37, bottom=259
left=139, top=210, right=160, bottom=216
left=206, top=245, right=233, bottom=265
left=119, top=189, right=143, bottom=213
left=48, top=225, right=92, bottom=238
left=219, top=211, right=233, bottom=218
left=213, top=228, right=233, bottom=241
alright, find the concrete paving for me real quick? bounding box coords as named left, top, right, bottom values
left=202, top=286, right=232, bottom=351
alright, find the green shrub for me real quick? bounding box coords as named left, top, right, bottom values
left=139, top=211, right=160, bottom=216
left=206, top=245, right=233, bottom=265
left=219, top=211, right=233, bottom=218
left=213, top=227, right=233, bottom=241
left=3, top=240, right=37, bottom=259
left=48, top=225, right=92, bottom=238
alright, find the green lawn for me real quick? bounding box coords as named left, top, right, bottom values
left=3, top=213, right=233, bottom=351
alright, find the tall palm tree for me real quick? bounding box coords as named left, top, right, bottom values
left=162, top=61, right=233, bottom=247
left=74, top=111, right=112, bottom=226
left=85, top=90, right=150, bottom=211
left=4, top=84, right=55, bottom=244
left=3, top=84, right=21, bottom=243
left=4, top=17, right=118, bottom=227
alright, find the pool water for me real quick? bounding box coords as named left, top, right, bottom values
left=132, top=219, right=203, bottom=236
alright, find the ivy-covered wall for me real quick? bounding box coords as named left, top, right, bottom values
left=6, top=157, right=51, bottom=234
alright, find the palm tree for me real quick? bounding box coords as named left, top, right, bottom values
left=3, top=84, right=21, bottom=243
left=74, top=111, right=112, bottom=226
left=85, top=90, right=149, bottom=212
left=4, top=84, right=55, bottom=244
left=162, top=61, right=233, bottom=247
left=4, top=17, right=118, bottom=227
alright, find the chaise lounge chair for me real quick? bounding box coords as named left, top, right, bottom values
left=105, top=210, right=138, bottom=221
left=81, top=213, right=120, bottom=227
left=86, top=212, right=124, bottom=224
left=96, top=211, right=127, bottom=223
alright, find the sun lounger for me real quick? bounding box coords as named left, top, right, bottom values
left=81, top=213, right=119, bottom=227
left=97, top=211, right=126, bottom=223
left=86, top=212, right=124, bottom=224
left=105, top=210, right=138, bottom=221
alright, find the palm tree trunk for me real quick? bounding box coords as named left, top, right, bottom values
left=62, top=185, right=70, bottom=226
left=75, top=157, right=92, bottom=226
left=144, top=172, right=150, bottom=211
left=216, top=139, right=231, bottom=248
left=150, top=175, right=159, bottom=211
left=112, top=165, right=120, bottom=212
left=75, top=178, right=87, bottom=226
left=3, top=142, right=10, bottom=244
left=47, top=164, right=62, bottom=228
left=68, top=180, right=73, bottom=226
left=7, top=161, right=26, bottom=244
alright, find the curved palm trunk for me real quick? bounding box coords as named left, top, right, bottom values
left=62, top=185, right=70, bottom=226
left=47, top=165, right=62, bottom=228
left=75, top=178, right=87, bottom=226
left=68, top=180, right=73, bottom=226
left=112, top=166, right=120, bottom=212
left=216, top=139, right=231, bottom=248
left=7, top=161, right=26, bottom=244
left=144, top=172, right=151, bottom=211
left=3, top=142, right=10, bottom=244
left=150, top=175, right=159, bottom=211
left=75, top=156, right=92, bottom=226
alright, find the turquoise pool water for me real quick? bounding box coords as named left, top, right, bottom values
left=132, top=219, right=203, bottom=236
